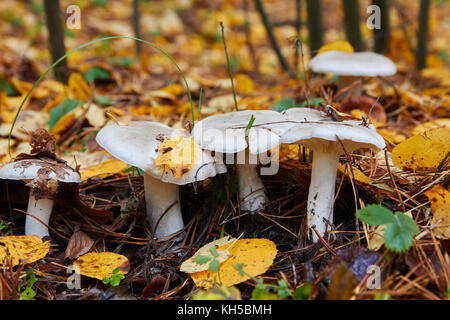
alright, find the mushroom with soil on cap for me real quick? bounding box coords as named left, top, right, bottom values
left=96, top=121, right=226, bottom=239
left=0, top=158, right=81, bottom=238
left=309, top=50, right=397, bottom=96
left=192, top=110, right=294, bottom=212
left=281, top=107, right=386, bottom=242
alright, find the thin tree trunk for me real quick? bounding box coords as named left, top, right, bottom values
left=133, top=0, right=141, bottom=56
left=342, top=0, right=364, bottom=51
left=417, top=0, right=430, bottom=70
left=306, top=0, right=323, bottom=56
left=294, top=0, right=302, bottom=72
left=373, top=0, right=390, bottom=53
left=253, top=0, right=295, bottom=77
left=243, top=0, right=258, bottom=71
left=44, top=0, right=69, bottom=83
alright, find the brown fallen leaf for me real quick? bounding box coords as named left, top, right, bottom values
left=64, top=225, right=94, bottom=259
left=142, top=275, right=167, bottom=297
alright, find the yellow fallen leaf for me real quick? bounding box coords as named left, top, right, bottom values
left=80, top=159, right=129, bottom=180
left=411, top=119, right=450, bottom=136
left=367, top=225, right=385, bottom=251
left=190, top=238, right=277, bottom=288
left=279, top=144, right=300, bottom=161
left=391, top=127, right=450, bottom=171
left=235, top=74, right=254, bottom=94
left=431, top=204, right=450, bottom=239
left=50, top=110, right=76, bottom=137
left=181, top=236, right=236, bottom=273
left=425, top=184, right=450, bottom=214
left=317, top=41, right=354, bottom=55
left=68, top=73, right=91, bottom=102
left=377, top=128, right=406, bottom=144
left=191, top=285, right=242, bottom=300
left=73, top=252, right=130, bottom=280
left=0, top=235, right=50, bottom=267
left=154, top=136, right=199, bottom=178
left=161, top=83, right=184, bottom=96
left=42, top=93, right=65, bottom=112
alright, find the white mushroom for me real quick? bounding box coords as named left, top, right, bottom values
left=282, top=108, right=386, bottom=242
left=309, top=51, right=397, bottom=95
left=0, top=159, right=81, bottom=238
left=96, top=121, right=226, bottom=238
left=192, top=110, right=294, bottom=211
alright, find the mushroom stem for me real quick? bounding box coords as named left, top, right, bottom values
left=143, top=173, right=184, bottom=238
left=236, top=163, right=268, bottom=211
left=307, top=149, right=340, bottom=242
left=25, top=193, right=54, bottom=238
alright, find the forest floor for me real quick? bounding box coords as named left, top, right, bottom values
left=0, top=0, right=449, bottom=300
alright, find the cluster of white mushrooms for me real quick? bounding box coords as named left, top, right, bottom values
left=93, top=105, right=385, bottom=243
left=0, top=49, right=394, bottom=244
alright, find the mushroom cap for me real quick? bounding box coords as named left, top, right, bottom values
left=0, top=159, right=81, bottom=183
left=309, top=51, right=397, bottom=77
left=96, top=121, right=226, bottom=185
left=282, top=108, right=386, bottom=153
left=192, top=110, right=294, bottom=154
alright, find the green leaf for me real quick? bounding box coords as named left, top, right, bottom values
left=109, top=57, right=133, bottom=67
left=270, top=97, right=326, bottom=112
left=270, top=97, right=295, bottom=112
left=194, top=254, right=212, bottom=265
left=0, top=79, right=19, bottom=96
left=92, top=0, right=107, bottom=7
left=395, top=212, right=420, bottom=235
left=84, top=66, right=110, bottom=83
left=357, top=205, right=419, bottom=253
left=95, top=95, right=113, bottom=106
left=208, top=259, right=221, bottom=273
left=251, top=287, right=281, bottom=300
left=383, top=223, right=414, bottom=253
left=47, top=98, right=81, bottom=129
left=209, top=246, right=219, bottom=258
left=293, top=284, right=312, bottom=300
left=356, top=204, right=397, bottom=226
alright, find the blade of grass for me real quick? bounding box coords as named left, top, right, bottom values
left=8, top=36, right=195, bottom=156
left=219, top=22, right=239, bottom=112
left=245, top=114, right=255, bottom=137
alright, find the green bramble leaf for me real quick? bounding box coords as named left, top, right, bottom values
left=357, top=205, right=420, bottom=253
left=208, top=259, right=221, bottom=273
left=102, top=267, right=124, bottom=287
left=209, top=246, right=219, bottom=258
left=395, top=212, right=420, bottom=235
left=194, top=254, right=212, bottom=265
left=357, top=204, right=397, bottom=226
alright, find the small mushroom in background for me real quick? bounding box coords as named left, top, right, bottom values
left=0, top=159, right=80, bottom=238
left=309, top=50, right=397, bottom=96
left=96, top=121, right=226, bottom=239
left=192, top=110, right=294, bottom=212
left=281, top=108, right=386, bottom=242
left=0, top=129, right=81, bottom=238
